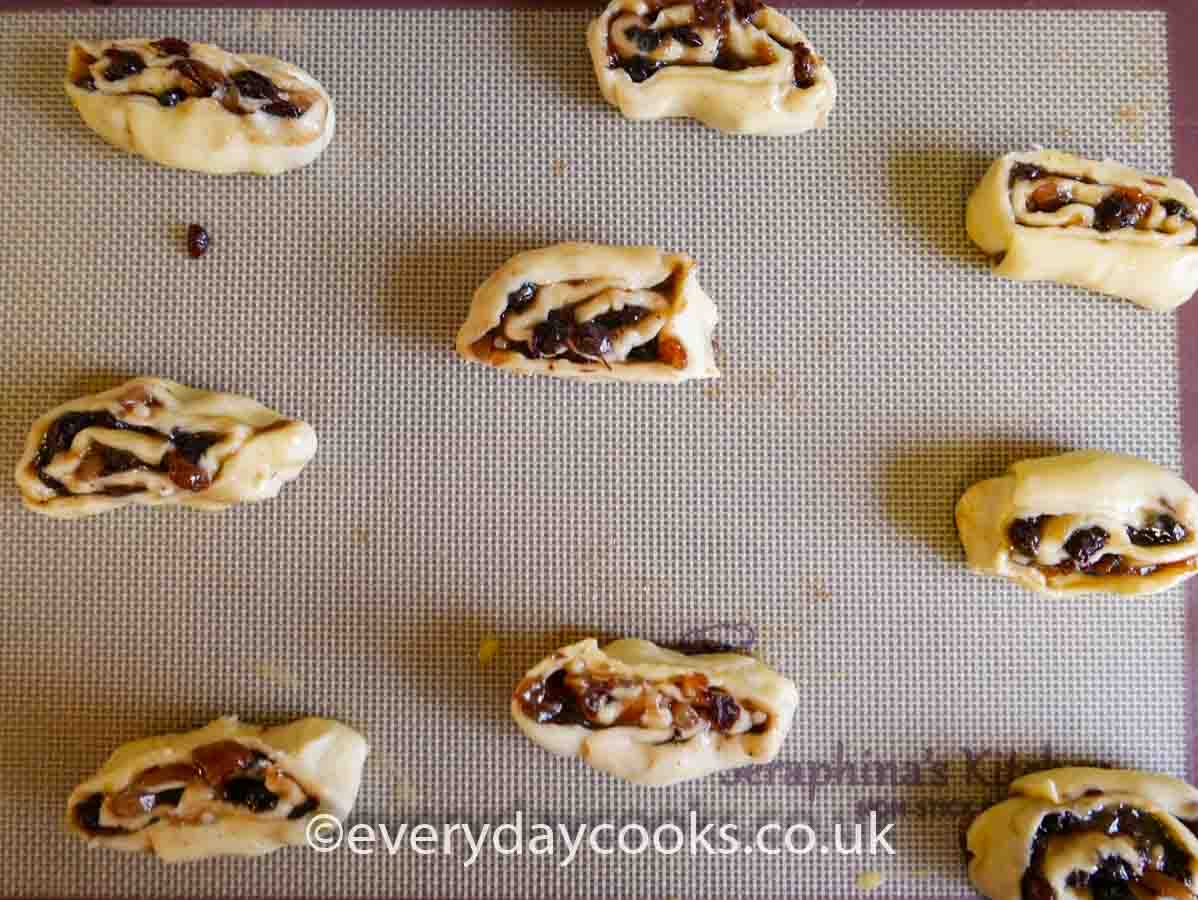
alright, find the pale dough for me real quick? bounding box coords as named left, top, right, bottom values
left=967, top=767, right=1198, bottom=900
left=66, top=716, right=368, bottom=862
left=15, top=376, right=318, bottom=519
left=587, top=0, right=835, bottom=135
left=510, top=638, right=798, bottom=786
left=455, top=243, right=720, bottom=383
left=955, top=450, right=1198, bottom=596
left=65, top=39, right=334, bottom=175
left=966, top=149, right=1198, bottom=310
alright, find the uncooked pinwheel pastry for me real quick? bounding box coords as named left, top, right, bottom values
left=511, top=638, right=797, bottom=785
left=456, top=243, right=719, bottom=383
left=587, top=0, right=835, bottom=134
left=966, top=149, right=1198, bottom=310
left=67, top=716, right=368, bottom=862
left=967, top=767, right=1198, bottom=900
left=65, top=38, right=334, bottom=174
left=15, top=377, right=317, bottom=519
left=955, top=450, right=1198, bottom=596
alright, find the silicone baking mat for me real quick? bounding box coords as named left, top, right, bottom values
left=0, top=3, right=1195, bottom=898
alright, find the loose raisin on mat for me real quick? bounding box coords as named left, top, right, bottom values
left=186, top=224, right=210, bottom=258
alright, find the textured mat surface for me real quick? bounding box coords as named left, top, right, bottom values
left=0, top=6, right=1181, bottom=897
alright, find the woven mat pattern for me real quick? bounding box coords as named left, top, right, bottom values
left=0, top=7, right=1180, bottom=897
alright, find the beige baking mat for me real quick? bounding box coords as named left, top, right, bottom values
left=0, top=6, right=1183, bottom=897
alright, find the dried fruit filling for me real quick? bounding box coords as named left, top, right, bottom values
left=1008, top=162, right=1197, bottom=242
left=73, top=740, right=317, bottom=836
left=1019, top=803, right=1196, bottom=900
left=34, top=407, right=223, bottom=496
left=478, top=277, right=690, bottom=369
left=516, top=666, right=768, bottom=741
left=70, top=41, right=313, bottom=119
left=1006, top=513, right=1194, bottom=579
left=606, top=0, right=819, bottom=88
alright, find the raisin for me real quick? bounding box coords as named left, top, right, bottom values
left=529, top=315, right=570, bottom=358
left=288, top=798, right=319, bottom=820
left=506, top=282, right=537, bottom=312
left=571, top=321, right=613, bottom=359
left=692, top=0, right=726, bottom=28
left=169, top=428, right=220, bottom=465
left=154, top=787, right=185, bottom=807
left=1064, top=526, right=1109, bottom=568
left=74, top=75, right=96, bottom=91
left=1007, top=516, right=1047, bottom=557
left=73, top=793, right=106, bottom=832
left=108, top=788, right=155, bottom=818
left=172, top=58, right=225, bottom=97
left=230, top=70, right=278, bottom=100
left=1009, top=162, right=1044, bottom=184
left=1094, top=188, right=1152, bottom=232
left=1027, top=181, right=1069, bottom=213
left=733, top=0, right=763, bottom=19
left=669, top=26, right=704, bottom=47
left=580, top=680, right=614, bottom=716
left=150, top=38, right=190, bottom=57
left=1083, top=554, right=1124, bottom=576
left=164, top=453, right=208, bottom=491
left=697, top=688, right=742, bottom=731
left=713, top=49, right=748, bottom=71
left=186, top=224, right=210, bottom=258
left=262, top=100, right=304, bottom=118
left=594, top=306, right=647, bottom=330
left=158, top=88, right=187, bottom=107
left=1127, top=514, right=1188, bottom=546
left=222, top=778, right=278, bottom=813
left=1162, top=198, right=1191, bottom=220
left=136, top=763, right=201, bottom=788
left=192, top=741, right=258, bottom=784
left=623, top=56, right=661, bottom=83
left=657, top=335, right=688, bottom=369
left=791, top=42, right=817, bottom=88
left=627, top=337, right=659, bottom=362
left=98, top=445, right=141, bottom=475
left=36, top=411, right=117, bottom=469
left=625, top=26, right=661, bottom=53
left=1086, top=857, right=1137, bottom=900
left=517, top=669, right=587, bottom=726
left=102, top=48, right=145, bottom=81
